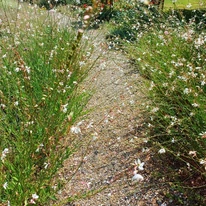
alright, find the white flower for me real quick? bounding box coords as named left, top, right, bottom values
left=14, top=101, right=19, bottom=106
left=25, top=66, right=30, bottom=74
left=32, top=194, right=39, bottom=200
left=83, top=15, right=90, bottom=21
left=1, top=148, right=9, bottom=162
left=151, top=107, right=159, bottom=113
left=3, top=182, right=8, bottom=189
left=15, top=67, right=20, bottom=72
left=70, top=126, right=81, bottom=134
left=158, top=148, right=166, bottom=154
left=199, top=159, right=206, bottom=165
left=61, top=104, right=68, bottom=113
left=44, top=162, right=49, bottom=169
left=132, top=174, right=144, bottom=182
left=79, top=61, right=85, bottom=67
left=192, top=103, right=199, bottom=108
left=189, top=151, right=197, bottom=157
left=0, top=104, right=6, bottom=109
left=201, top=80, right=205, bottom=86
left=183, top=88, right=190, bottom=94
left=134, top=159, right=144, bottom=171
left=186, top=3, right=192, bottom=8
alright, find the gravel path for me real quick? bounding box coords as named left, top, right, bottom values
left=55, top=27, right=166, bottom=206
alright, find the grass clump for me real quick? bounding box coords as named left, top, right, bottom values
left=107, top=0, right=206, bottom=203
left=0, top=1, right=92, bottom=205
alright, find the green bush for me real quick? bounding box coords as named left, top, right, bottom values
left=124, top=10, right=206, bottom=201
left=0, top=4, right=92, bottom=205
left=108, top=1, right=206, bottom=202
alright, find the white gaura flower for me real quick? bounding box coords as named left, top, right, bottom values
left=1, top=148, right=9, bottom=162
left=3, top=182, right=8, bottom=189
left=134, top=159, right=145, bottom=171
left=186, top=3, right=192, bottom=8
left=158, top=148, right=166, bottom=154
left=199, top=159, right=206, bottom=170
left=189, top=151, right=197, bottom=157
left=192, top=103, right=199, bottom=108
left=83, top=15, right=90, bottom=21
left=70, top=126, right=81, bottom=134
left=132, top=173, right=144, bottom=182
left=32, top=194, right=39, bottom=200
left=14, top=101, right=19, bottom=106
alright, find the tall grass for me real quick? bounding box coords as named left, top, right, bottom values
left=107, top=0, right=206, bottom=203
left=0, top=1, right=92, bottom=205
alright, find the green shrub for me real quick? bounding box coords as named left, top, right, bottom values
left=125, top=11, right=206, bottom=200
left=0, top=4, right=92, bottom=205
left=108, top=1, right=206, bottom=202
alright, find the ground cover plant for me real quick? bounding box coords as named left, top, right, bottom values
left=0, top=1, right=93, bottom=205
left=107, top=0, right=206, bottom=203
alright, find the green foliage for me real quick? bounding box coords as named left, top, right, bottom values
left=38, top=0, right=69, bottom=9
left=0, top=4, right=92, bottom=205
left=107, top=0, right=206, bottom=203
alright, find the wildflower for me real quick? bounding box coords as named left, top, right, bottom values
left=158, top=148, right=166, bottom=154
left=14, top=101, right=19, bottom=106
left=183, top=88, right=190, bottom=94
left=70, top=126, right=81, bottom=134
left=186, top=162, right=192, bottom=170
left=151, top=107, right=159, bottom=113
left=134, top=159, right=144, bottom=171
left=15, top=67, right=20, bottom=72
left=199, top=159, right=206, bottom=170
left=44, top=162, right=49, bottom=169
left=0, top=104, right=6, bottom=109
left=3, top=182, right=8, bottom=190
left=189, top=151, right=197, bottom=157
left=83, top=15, right=90, bottom=21
left=36, top=143, right=44, bottom=152
left=132, top=173, right=144, bottom=182
left=199, top=131, right=206, bottom=139
left=30, top=193, right=39, bottom=204
left=164, top=31, right=169, bottom=35
left=201, top=80, right=205, bottom=86
left=192, top=103, right=199, bottom=108
left=92, top=132, right=98, bottom=141
left=61, top=104, right=68, bottom=113
left=194, top=37, right=204, bottom=48
left=79, top=61, right=85, bottom=67
left=189, top=112, right=194, bottom=116
left=32, top=194, right=39, bottom=199
left=1, top=148, right=9, bottom=162
left=186, top=3, right=192, bottom=8
left=86, top=121, right=93, bottom=129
